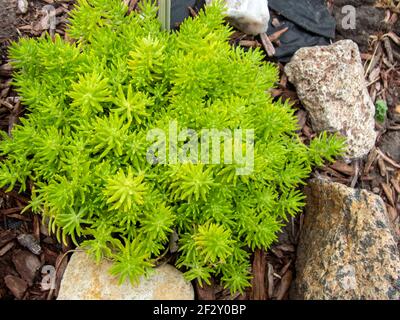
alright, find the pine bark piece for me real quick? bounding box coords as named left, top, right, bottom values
left=4, top=275, right=28, bottom=300
left=12, top=250, right=42, bottom=286
left=250, top=249, right=267, bottom=300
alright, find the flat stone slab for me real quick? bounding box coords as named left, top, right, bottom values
left=57, top=251, right=194, bottom=300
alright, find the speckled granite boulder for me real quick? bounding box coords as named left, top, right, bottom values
left=57, top=251, right=194, bottom=300
left=291, top=179, right=400, bottom=300
left=285, top=40, right=376, bottom=159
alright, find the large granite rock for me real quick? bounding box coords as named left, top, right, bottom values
left=291, top=179, right=400, bottom=300
left=57, top=251, right=194, bottom=300
left=285, top=40, right=376, bottom=159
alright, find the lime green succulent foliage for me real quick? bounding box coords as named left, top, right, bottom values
left=0, top=0, right=345, bottom=293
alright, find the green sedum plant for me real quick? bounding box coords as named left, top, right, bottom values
left=0, top=0, right=345, bottom=294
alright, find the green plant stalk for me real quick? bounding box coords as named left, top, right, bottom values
left=158, top=0, right=171, bottom=30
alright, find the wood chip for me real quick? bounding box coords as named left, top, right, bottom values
left=386, top=205, right=398, bottom=223
left=1, top=207, right=23, bottom=216
left=7, top=213, right=31, bottom=221
left=275, top=244, right=295, bottom=252
left=295, top=110, right=307, bottom=129
left=280, top=260, right=292, bottom=276
left=376, top=147, right=400, bottom=169
left=365, top=42, right=382, bottom=76
left=275, top=270, right=292, bottom=300
left=0, top=63, right=12, bottom=77
left=271, top=18, right=281, bottom=28
left=267, top=263, right=274, bottom=298
left=188, top=6, right=197, bottom=17
left=330, top=161, right=354, bottom=176
left=259, top=32, right=275, bottom=57
left=195, top=279, right=216, bottom=300
left=0, top=230, right=16, bottom=247
left=4, top=275, right=28, bottom=300
left=268, top=27, right=289, bottom=42
left=239, top=40, right=261, bottom=48
left=391, top=177, right=400, bottom=194
left=270, top=247, right=284, bottom=259
left=350, top=160, right=360, bottom=188
left=250, top=249, right=267, bottom=300
left=368, top=66, right=381, bottom=82
left=0, top=241, right=15, bottom=256
left=385, top=31, right=400, bottom=46
left=361, top=53, right=373, bottom=60
left=383, top=37, right=394, bottom=64
left=381, top=182, right=395, bottom=206
left=378, top=157, right=388, bottom=177
left=53, top=252, right=69, bottom=298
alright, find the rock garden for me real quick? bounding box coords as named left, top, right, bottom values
left=0, top=0, right=399, bottom=300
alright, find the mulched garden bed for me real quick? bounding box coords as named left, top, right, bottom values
left=0, top=0, right=399, bottom=300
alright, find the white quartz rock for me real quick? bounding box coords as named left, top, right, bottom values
left=18, top=0, right=29, bottom=14
left=206, top=0, right=270, bottom=35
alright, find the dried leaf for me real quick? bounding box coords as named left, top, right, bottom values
left=275, top=244, right=295, bottom=252
left=364, top=148, right=378, bottom=174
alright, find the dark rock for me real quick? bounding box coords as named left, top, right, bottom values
left=4, top=275, right=28, bottom=299
left=333, top=6, right=388, bottom=52
left=12, top=250, right=42, bottom=285
left=378, top=131, right=400, bottom=163
left=17, top=234, right=42, bottom=255
left=291, top=179, right=400, bottom=300
left=0, top=0, right=17, bottom=41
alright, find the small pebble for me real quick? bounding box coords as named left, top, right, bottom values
left=17, top=234, right=42, bottom=255
left=17, top=0, right=29, bottom=14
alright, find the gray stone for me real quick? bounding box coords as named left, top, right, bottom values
left=17, top=234, right=42, bottom=255
left=291, top=178, right=400, bottom=300
left=285, top=40, right=376, bottom=159
left=333, top=6, right=387, bottom=52
left=57, top=251, right=194, bottom=300
left=17, top=0, right=28, bottom=14
left=379, top=131, right=400, bottom=163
